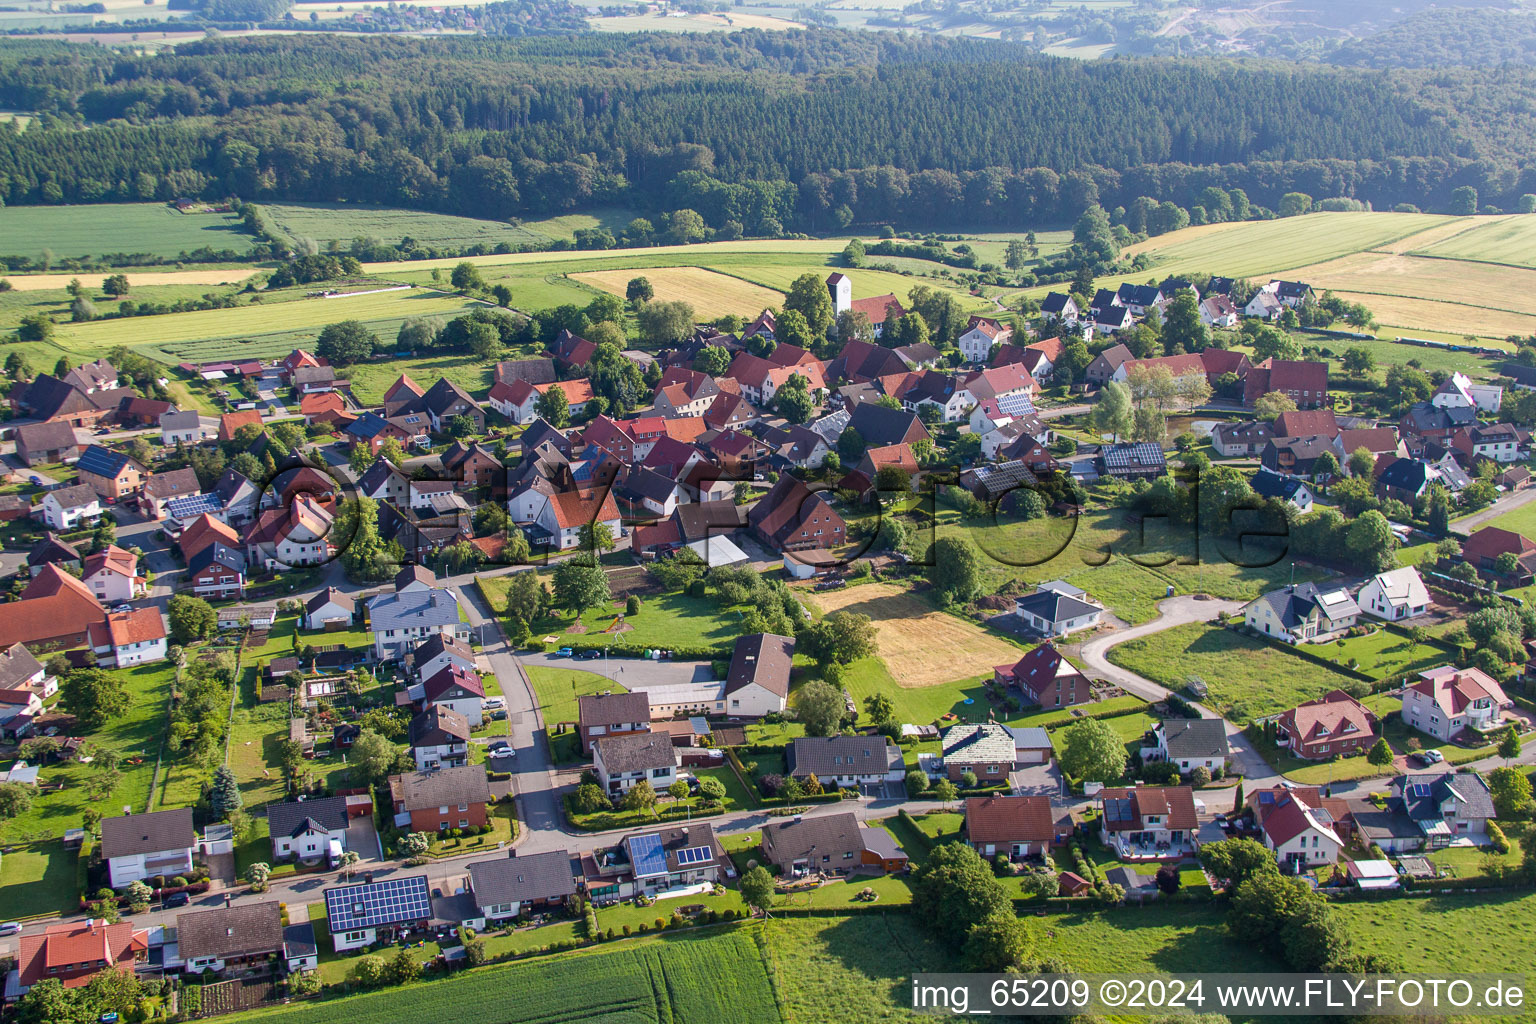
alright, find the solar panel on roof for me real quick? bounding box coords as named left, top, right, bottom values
left=629, top=833, right=668, bottom=877
left=996, top=391, right=1036, bottom=417
left=167, top=492, right=223, bottom=518
left=1412, top=783, right=1431, bottom=798
left=675, top=845, right=712, bottom=866
left=324, top=875, right=431, bottom=930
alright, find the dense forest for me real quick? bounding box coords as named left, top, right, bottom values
left=0, top=31, right=1533, bottom=231
left=1330, top=8, right=1536, bottom=67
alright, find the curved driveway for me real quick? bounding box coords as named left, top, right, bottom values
left=1078, top=595, right=1279, bottom=785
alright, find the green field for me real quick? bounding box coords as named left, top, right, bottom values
left=260, top=203, right=637, bottom=252
left=243, top=930, right=781, bottom=1024
left=1337, top=892, right=1536, bottom=984
left=524, top=665, right=628, bottom=730
left=0, top=202, right=254, bottom=260
left=1106, top=622, right=1365, bottom=724
left=55, top=287, right=485, bottom=364
left=1413, top=214, right=1536, bottom=268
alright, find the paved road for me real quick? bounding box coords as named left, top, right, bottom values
left=1078, top=595, right=1280, bottom=785
left=1452, top=484, right=1536, bottom=536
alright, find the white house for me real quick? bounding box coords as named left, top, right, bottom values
left=1013, top=581, right=1102, bottom=637
left=1357, top=567, right=1431, bottom=621
left=534, top=489, right=622, bottom=551
left=1434, top=371, right=1503, bottom=414
left=415, top=664, right=486, bottom=727
left=1403, top=666, right=1510, bottom=743
left=957, top=315, right=1011, bottom=365
left=367, top=583, right=469, bottom=661
left=159, top=410, right=210, bottom=445
left=356, top=460, right=410, bottom=504
left=1141, top=719, right=1229, bottom=774
left=593, top=733, right=678, bottom=797
left=323, top=875, right=432, bottom=952
left=304, top=588, right=356, bottom=631
left=786, top=736, right=905, bottom=788
left=82, top=545, right=143, bottom=605
left=723, top=633, right=793, bottom=717
left=101, top=808, right=196, bottom=887
left=408, top=704, right=470, bottom=770
left=40, top=484, right=103, bottom=531
left=266, top=796, right=350, bottom=864
left=466, top=850, right=577, bottom=925
left=1261, top=791, right=1342, bottom=869
left=88, top=609, right=168, bottom=668
left=408, top=634, right=477, bottom=684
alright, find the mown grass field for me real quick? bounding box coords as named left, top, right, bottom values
left=243, top=930, right=782, bottom=1024
left=1413, top=214, right=1536, bottom=267
left=55, top=287, right=484, bottom=364
left=1106, top=622, right=1364, bottom=724
left=573, top=266, right=784, bottom=318
left=1337, top=891, right=1536, bottom=986
left=259, top=203, right=637, bottom=252
left=524, top=665, right=626, bottom=729
left=801, top=582, right=1023, bottom=687
left=0, top=202, right=254, bottom=260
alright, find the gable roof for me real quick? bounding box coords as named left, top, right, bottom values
left=1278, top=690, right=1376, bottom=746
left=1099, top=786, right=1198, bottom=832
left=578, top=690, right=650, bottom=729
left=388, top=764, right=491, bottom=811
left=408, top=703, right=471, bottom=746
left=941, top=722, right=1016, bottom=765
left=468, top=850, right=577, bottom=907
left=16, top=419, right=81, bottom=453
left=595, top=732, right=676, bottom=774
left=0, top=643, right=44, bottom=690
left=760, top=810, right=869, bottom=866
left=1273, top=409, right=1339, bottom=438
left=100, top=807, right=195, bottom=858
left=848, top=402, right=927, bottom=446
left=786, top=736, right=901, bottom=778
left=76, top=445, right=139, bottom=480
left=1157, top=718, right=1229, bottom=759
left=1364, top=567, right=1429, bottom=608
left=265, top=795, right=350, bottom=838
left=725, top=633, right=794, bottom=698
left=964, top=795, right=1054, bottom=844
left=143, top=467, right=201, bottom=502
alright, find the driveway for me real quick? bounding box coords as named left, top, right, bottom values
left=521, top=652, right=719, bottom=690
left=346, top=814, right=384, bottom=861
left=1010, top=762, right=1065, bottom=799
left=1077, top=595, right=1279, bottom=785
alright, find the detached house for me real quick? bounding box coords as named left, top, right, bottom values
left=1403, top=666, right=1510, bottom=743
left=408, top=705, right=471, bottom=771
left=1012, top=581, right=1102, bottom=637
left=466, top=850, right=577, bottom=924
left=963, top=795, right=1055, bottom=860
left=748, top=474, right=846, bottom=554
left=621, top=824, right=728, bottom=895
left=1277, top=690, right=1378, bottom=761
left=266, top=795, right=352, bottom=863
left=160, top=409, right=210, bottom=445
left=75, top=445, right=145, bottom=502
left=760, top=810, right=908, bottom=878
left=1388, top=770, right=1496, bottom=847
left=304, top=588, right=356, bottom=631
left=994, top=641, right=1092, bottom=709
left=88, top=608, right=167, bottom=668
left=177, top=902, right=284, bottom=977
left=786, top=736, right=904, bottom=788
left=388, top=764, right=492, bottom=833
left=593, top=732, right=678, bottom=797
left=1243, top=582, right=1360, bottom=643
left=187, top=542, right=246, bottom=600
left=1357, top=566, right=1430, bottom=621
left=323, top=875, right=431, bottom=952
left=940, top=722, right=1017, bottom=783
left=1141, top=719, right=1229, bottom=774
left=1098, top=786, right=1199, bottom=860
left=243, top=496, right=334, bottom=569
left=957, top=315, right=1012, bottom=365
left=723, top=632, right=794, bottom=717
left=1259, top=790, right=1343, bottom=869
left=82, top=544, right=144, bottom=604
left=100, top=807, right=196, bottom=887
left=10, top=919, right=149, bottom=999
left=417, top=664, right=486, bottom=726
left=367, top=581, right=468, bottom=661
left=40, top=484, right=103, bottom=531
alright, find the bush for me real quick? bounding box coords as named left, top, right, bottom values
left=625, top=595, right=641, bottom=616
left=1488, top=820, right=1511, bottom=855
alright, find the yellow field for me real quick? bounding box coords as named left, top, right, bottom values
left=1413, top=214, right=1536, bottom=268
left=1373, top=217, right=1480, bottom=254
left=0, top=269, right=260, bottom=291
left=571, top=266, right=785, bottom=318
left=803, top=582, right=1022, bottom=688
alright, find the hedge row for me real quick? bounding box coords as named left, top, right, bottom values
left=534, top=640, right=732, bottom=660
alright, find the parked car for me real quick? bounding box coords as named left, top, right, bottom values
left=576, top=649, right=602, bottom=660
left=555, top=647, right=574, bottom=658
left=0, top=921, right=20, bottom=936
left=488, top=743, right=514, bottom=759
left=163, top=892, right=191, bottom=908
left=1410, top=749, right=1445, bottom=767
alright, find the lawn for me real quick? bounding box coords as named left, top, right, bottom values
left=0, top=840, right=81, bottom=918
left=346, top=353, right=494, bottom=404
left=1032, top=902, right=1285, bottom=974
left=1106, top=622, right=1365, bottom=724
left=477, top=578, right=744, bottom=653
left=1, top=661, right=173, bottom=845
left=1477, top=496, right=1536, bottom=540
left=956, top=508, right=1321, bottom=624
left=1336, top=891, right=1536, bottom=981
left=0, top=202, right=255, bottom=260
left=524, top=666, right=627, bottom=731
left=1307, top=626, right=1448, bottom=683
left=802, top=583, right=1025, bottom=688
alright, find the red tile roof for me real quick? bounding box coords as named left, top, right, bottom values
left=964, top=795, right=1054, bottom=845
left=851, top=293, right=906, bottom=325
left=17, top=919, right=147, bottom=989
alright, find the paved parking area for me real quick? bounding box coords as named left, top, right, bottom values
left=1009, top=762, right=1065, bottom=799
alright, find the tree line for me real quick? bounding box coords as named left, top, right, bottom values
left=0, top=31, right=1532, bottom=231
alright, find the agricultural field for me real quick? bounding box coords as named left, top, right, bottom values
left=0, top=268, right=260, bottom=292
left=1106, top=622, right=1366, bottom=723
left=55, top=287, right=485, bottom=365
left=243, top=930, right=782, bottom=1024
left=801, top=582, right=1023, bottom=687
left=1412, top=214, right=1536, bottom=268
left=572, top=267, right=785, bottom=319
left=0, top=202, right=255, bottom=261
left=258, top=203, right=638, bottom=253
